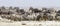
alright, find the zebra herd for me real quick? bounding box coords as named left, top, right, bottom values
left=0, top=7, right=60, bottom=21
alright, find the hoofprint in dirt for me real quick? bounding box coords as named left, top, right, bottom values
left=0, top=21, right=60, bottom=26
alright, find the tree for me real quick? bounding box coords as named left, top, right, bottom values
left=14, top=7, right=19, bottom=10
left=9, top=6, right=13, bottom=9
left=29, top=7, right=42, bottom=13
left=29, top=7, right=34, bottom=10
left=20, top=9, right=25, bottom=14
left=42, top=7, right=47, bottom=10
left=16, top=9, right=25, bottom=14
left=1, top=6, right=5, bottom=9
left=56, top=10, right=60, bottom=16
left=57, top=10, right=60, bottom=13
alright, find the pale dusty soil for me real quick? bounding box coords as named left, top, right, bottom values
left=0, top=18, right=60, bottom=26
left=0, top=21, right=60, bottom=26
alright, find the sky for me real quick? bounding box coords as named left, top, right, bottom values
left=0, top=0, right=60, bottom=8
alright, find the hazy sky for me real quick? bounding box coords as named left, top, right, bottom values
left=0, top=0, right=60, bottom=8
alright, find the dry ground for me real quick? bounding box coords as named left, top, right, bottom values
left=0, top=17, right=60, bottom=26
left=0, top=21, right=60, bottom=26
